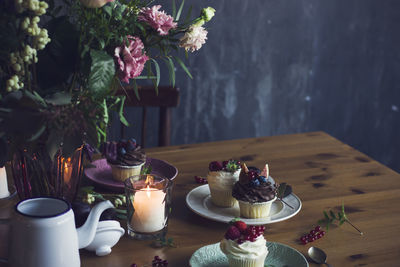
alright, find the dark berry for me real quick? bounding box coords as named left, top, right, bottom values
left=250, top=179, right=260, bottom=187
left=209, top=161, right=223, bottom=171
left=247, top=170, right=258, bottom=180
left=126, top=141, right=135, bottom=151
left=225, top=226, right=241, bottom=240
left=131, top=264, right=137, bottom=267
left=301, top=239, right=308, bottom=245
left=237, top=239, right=244, bottom=244
left=119, top=147, right=126, bottom=155
left=258, top=176, right=268, bottom=183
left=222, top=161, right=229, bottom=168
left=247, top=166, right=261, bottom=174
left=315, top=225, right=321, bottom=232
left=310, top=230, right=316, bottom=235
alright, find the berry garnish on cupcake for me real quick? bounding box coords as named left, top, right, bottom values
left=220, top=220, right=269, bottom=267
left=209, top=159, right=240, bottom=173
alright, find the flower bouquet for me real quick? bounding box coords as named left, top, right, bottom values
left=0, top=0, right=215, bottom=201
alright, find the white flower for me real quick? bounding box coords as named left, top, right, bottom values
left=179, top=25, right=208, bottom=52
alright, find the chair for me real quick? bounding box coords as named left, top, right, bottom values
left=117, top=85, right=180, bottom=147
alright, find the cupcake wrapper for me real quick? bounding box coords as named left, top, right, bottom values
left=110, top=163, right=144, bottom=182
left=238, top=197, right=277, bottom=218
left=208, top=187, right=237, bottom=207
left=225, top=252, right=268, bottom=267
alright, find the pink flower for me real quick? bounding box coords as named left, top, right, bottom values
left=179, top=25, right=208, bottom=52
left=138, top=5, right=177, bottom=36
left=114, top=36, right=149, bottom=83
left=80, top=0, right=114, bottom=8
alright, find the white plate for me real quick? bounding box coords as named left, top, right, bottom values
left=189, top=242, right=309, bottom=267
left=185, top=184, right=301, bottom=225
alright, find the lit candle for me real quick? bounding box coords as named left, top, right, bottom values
left=131, top=185, right=166, bottom=233
left=0, top=167, right=10, bottom=199
left=64, top=158, right=72, bottom=183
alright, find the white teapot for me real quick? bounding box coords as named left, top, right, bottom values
left=3, top=197, right=114, bottom=267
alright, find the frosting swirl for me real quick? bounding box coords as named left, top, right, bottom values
left=207, top=169, right=240, bottom=189
left=232, top=180, right=276, bottom=203
left=220, top=236, right=268, bottom=258
left=108, top=146, right=146, bottom=166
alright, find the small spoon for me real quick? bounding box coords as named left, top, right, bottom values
left=308, top=246, right=333, bottom=267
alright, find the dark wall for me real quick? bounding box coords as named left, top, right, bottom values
left=113, top=0, right=400, bottom=172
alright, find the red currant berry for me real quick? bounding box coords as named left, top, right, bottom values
left=320, top=230, right=326, bottom=236
left=310, top=230, right=316, bottom=235
left=301, top=239, right=308, bottom=245
left=315, top=225, right=321, bottom=232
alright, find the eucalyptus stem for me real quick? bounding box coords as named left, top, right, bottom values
left=345, top=219, right=363, bottom=235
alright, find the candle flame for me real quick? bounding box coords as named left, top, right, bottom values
left=145, top=185, right=151, bottom=198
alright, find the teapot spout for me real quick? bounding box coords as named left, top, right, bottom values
left=77, top=200, right=114, bottom=249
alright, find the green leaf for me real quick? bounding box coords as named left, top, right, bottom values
left=162, top=57, right=175, bottom=87
left=88, top=49, right=116, bottom=97
left=118, top=97, right=129, bottom=127
left=150, top=58, right=160, bottom=91
left=27, top=125, right=46, bottom=142
left=173, top=56, right=192, bottom=79
left=323, top=211, right=329, bottom=220
left=134, top=76, right=157, bottom=79
left=330, top=210, right=337, bottom=219
left=172, top=0, right=176, bottom=18
left=176, top=0, right=185, bottom=21
left=103, top=5, right=112, bottom=16
left=132, top=80, right=140, bottom=100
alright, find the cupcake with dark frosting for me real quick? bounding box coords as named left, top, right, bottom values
left=232, top=163, right=277, bottom=218
left=103, top=139, right=146, bottom=182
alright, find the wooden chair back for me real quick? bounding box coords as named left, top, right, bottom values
left=117, top=85, right=180, bottom=147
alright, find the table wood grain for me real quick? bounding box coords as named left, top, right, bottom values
left=2, top=131, right=400, bottom=267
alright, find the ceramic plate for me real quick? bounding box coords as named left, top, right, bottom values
left=84, top=158, right=178, bottom=192
left=185, top=184, right=301, bottom=225
left=189, top=242, right=309, bottom=267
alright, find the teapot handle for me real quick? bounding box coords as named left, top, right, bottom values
left=0, top=218, right=9, bottom=263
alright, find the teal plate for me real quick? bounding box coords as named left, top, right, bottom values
left=189, top=242, right=309, bottom=267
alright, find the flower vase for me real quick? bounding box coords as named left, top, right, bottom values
left=11, top=144, right=86, bottom=203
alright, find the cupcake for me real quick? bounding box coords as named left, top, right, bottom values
left=103, top=139, right=146, bottom=182
left=207, top=159, right=241, bottom=207
left=220, top=220, right=269, bottom=267
left=232, top=163, right=277, bottom=218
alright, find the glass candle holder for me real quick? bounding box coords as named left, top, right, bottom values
left=124, top=174, right=173, bottom=240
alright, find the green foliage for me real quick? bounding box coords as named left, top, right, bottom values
left=318, top=202, right=363, bottom=235
left=87, top=49, right=115, bottom=97
left=0, top=0, right=215, bottom=165
left=152, top=236, right=177, bottom=248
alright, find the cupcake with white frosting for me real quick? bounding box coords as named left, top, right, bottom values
left=220, top=220, right=269, bottom=267
left=207, top=159, right=241, bottom=207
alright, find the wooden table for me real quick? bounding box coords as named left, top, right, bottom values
left=2, top=131, right=400, bottom=266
